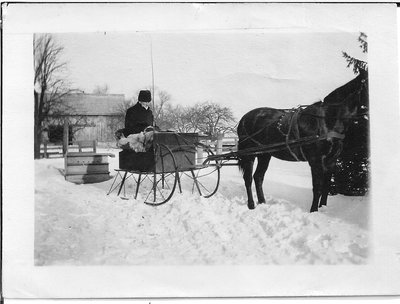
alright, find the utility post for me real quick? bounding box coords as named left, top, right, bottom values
left=63, top=119, right=69, bottom=155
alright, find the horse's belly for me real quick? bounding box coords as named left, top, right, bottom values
left=271, top=149, right=307, bottom=162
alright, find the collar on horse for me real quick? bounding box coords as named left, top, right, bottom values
left=277, top=102, right=350, bottom=160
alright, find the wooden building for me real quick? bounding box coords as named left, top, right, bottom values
left=54, top=92, right=127, bottom=143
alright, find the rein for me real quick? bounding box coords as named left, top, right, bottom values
left=239, top=121, right=272, bottom=146
left=238, top=103, right=348, bottom=158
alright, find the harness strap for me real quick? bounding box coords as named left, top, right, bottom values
left=285, top=110, right=303, bottom=161
left=293, top=111, right=308, bottom=161
left=278, top=107, right=308, bottom=161
left=239, top=122, right=270, bottom=146
left=239, top=99, right=349, bottom=160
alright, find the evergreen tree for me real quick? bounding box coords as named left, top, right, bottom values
left=330, top=32, right=369, bottom=196
left=342, top=32, right=368, bottom=74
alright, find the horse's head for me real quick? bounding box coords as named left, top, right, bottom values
left=323, top=69, right=368, bottom=140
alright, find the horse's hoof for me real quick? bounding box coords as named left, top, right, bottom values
left=248, top=203, right=255, bottom=210
left=258, top=200, right=266, bottom=205
left=310, top=208, right=318, bottom=213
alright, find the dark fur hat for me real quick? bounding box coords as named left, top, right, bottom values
left=138, top=90, right=152, bottom=102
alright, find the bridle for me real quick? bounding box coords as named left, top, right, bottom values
left=322, top=78, right=368, bottom=138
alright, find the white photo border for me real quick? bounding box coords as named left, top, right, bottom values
left=2, top=2, right=400, bottom=298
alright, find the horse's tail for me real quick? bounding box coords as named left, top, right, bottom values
left=237, top=140, right=256, bottom=176
left=237, top=156, right=246, bottom=175
left=236, top=118, right=246, bottom=175
left=236, top=112, right=262, bottom=175
left=237, top=133, right=253, bottom=176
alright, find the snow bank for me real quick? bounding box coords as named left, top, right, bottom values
left=35, top=149, right=369, bottom=265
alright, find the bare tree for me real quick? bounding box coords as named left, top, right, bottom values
left=153, top=89, right=171, bottom=125
left=34, top=34, right=71, bottom=158
left=191, top=102, right=236, bottom=138
left=108, top=98, right=132, bottom=134
left=116, top=98, right=133, bottom=116
left=34, top=34, right=95, bottom=156
left=92, top=84, right=109, bottom=95
left=160, top=101, right=237, bottom=137
left=161, top=104, right=193, bottom=132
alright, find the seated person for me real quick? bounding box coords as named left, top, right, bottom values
left=124, top=90, right=154, bottom=136
left=115, top=90, right=155, bottom=152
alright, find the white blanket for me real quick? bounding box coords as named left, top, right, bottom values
left=117, top=131, right=154, bottom=152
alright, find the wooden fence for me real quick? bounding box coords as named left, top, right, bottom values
left=40, top=122, right=238, bottom=158
left=200, top=135, right=238, bottom=155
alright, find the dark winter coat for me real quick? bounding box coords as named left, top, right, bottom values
left=124, top=102, right=154, bottom=136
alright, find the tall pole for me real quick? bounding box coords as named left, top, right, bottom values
left=150, top=38, right=156, bottom=127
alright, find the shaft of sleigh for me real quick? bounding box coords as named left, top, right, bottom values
left=204, top=134, right=327, bottom=163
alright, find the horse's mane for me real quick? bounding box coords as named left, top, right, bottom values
left=311, top=100, right=323, bottom=106
left=323, top=70, right=367, bottom=105
left=279, top=101, right=322, bottom=112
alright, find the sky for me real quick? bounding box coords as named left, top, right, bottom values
left=53, top=31, right=367, bottom=118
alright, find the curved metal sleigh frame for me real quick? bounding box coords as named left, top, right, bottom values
left=107, top=133, right=221, bottom=206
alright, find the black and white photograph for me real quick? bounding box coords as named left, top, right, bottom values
left=32, top=30, right=370, bottom=265
left=2, top=2, right=400, bottom=300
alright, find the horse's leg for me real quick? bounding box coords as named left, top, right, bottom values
left=319, top=153, right=338, bottom=208
left=253, top=154, right=272, bottom=205
left=241, top=157, right=256, bottom=209
left=309, top=160, right=324, bottom=213
left=319, top=170, right=333, bottom=207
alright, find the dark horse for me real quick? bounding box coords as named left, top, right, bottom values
left=237, top=69, right=368, bottom=212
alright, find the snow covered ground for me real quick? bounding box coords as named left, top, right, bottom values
left=35, top=148, right=369, bottom=266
